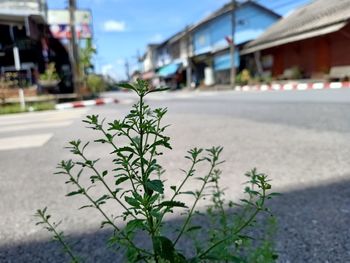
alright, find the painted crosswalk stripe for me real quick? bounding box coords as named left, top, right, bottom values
left=0, top=109, right=88, bottom=125
left=0, top=133, right=53, bottom=151
left=0, top=121, right=73, bottom=133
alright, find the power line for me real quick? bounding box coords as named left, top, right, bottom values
left=254, top=0, right=309, bottom=13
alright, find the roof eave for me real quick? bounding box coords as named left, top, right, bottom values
left=241, top=21, right=348, bottom=54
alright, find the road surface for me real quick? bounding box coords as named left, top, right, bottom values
left=0, top=89, right=349, bottom=262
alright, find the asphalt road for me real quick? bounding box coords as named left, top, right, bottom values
left=1, top=89, right=350, bottom=262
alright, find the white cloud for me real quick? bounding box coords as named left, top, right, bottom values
left=101, top=61, right=129, bottom=81
left=103, top=20, right=126, bottom=32
left=101, top=64, right=113, bottom=75
left=149, top=33, right=163, bottom=43
left=115, top=58, right=125, bottom=65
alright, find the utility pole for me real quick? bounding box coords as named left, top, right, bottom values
left=230, top=0, right=236, bottom=89
left=69, top=0, right=80, bottom=94
left=136, top=50, right=143, bottom=72
left=124, top=59, right=130, bottom=81
left=185, top=25, right=192, bottom=89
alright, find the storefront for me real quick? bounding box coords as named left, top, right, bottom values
left=0, top=13, right=73, bottom=94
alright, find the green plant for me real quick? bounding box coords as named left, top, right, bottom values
left=290, top=66, right=302, bottom=80
left=39, top=63, right=60, bottom=82
left=0, top=102, right=55, bottom=115
left=236, top=69, right=251, bottom=86
left=80, top=38, right=97, bottom=75
left=36, top=79, right=278, bottom=262
left=86, top=74, right=106, bottom=94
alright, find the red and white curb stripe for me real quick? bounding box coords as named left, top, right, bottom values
left=235, top=82, right=350, bottom=92
left=55, top=98, right=119, bottom=110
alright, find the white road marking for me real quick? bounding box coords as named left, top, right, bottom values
left=0, top=133, right=53, bottom=151
left=0, top=108, right=88, bottom=121
left=297, top=83, right=308, bottom=90
left=0, top=121, right=73, bottom=133
left=330, top=82, right=342, bottom=89
left=313, top=83, right=324, bottom=89
left=0, top=108, right=88, bottom=125
left=260, top=85, right=269, bottom=91
left=283, top=84, right=294, bottom=90
left=272, top=84, right=281, bottom=90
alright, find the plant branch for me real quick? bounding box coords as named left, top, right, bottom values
left=198, top=187, right=267, bottom=259
left=173, top=160, right=216, bottom=246
left=79, top=153, right=138, bottom=220
left=66, top=169, right=153, bottom=257
left=36, top=210, right=80, bottom=263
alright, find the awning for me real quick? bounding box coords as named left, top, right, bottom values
left=158, top=63, right=181, bottom=77
left=241, top=22, right=347, bottom=55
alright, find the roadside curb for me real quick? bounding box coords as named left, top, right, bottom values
left=55, top=98, right=119, bottom=110
left=235, top=82, right=350, bottom=92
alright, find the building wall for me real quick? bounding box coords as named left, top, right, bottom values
left=155, top=36, right=189, bottom=68
left=0, top=0, right=47, bottom=17
left=192, top=4, right=279, bottom=56
left=179, top=37, right=189, bottom=60
left=329, top=25, right=350, bottom=67
left=143, top=46, right=158, bottom=72
left=261, top=24, right=350, bottom=78
left=155, top=46, right=171, bottom=67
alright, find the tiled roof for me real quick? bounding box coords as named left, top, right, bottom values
left=243, top=0, right=350, bottom=52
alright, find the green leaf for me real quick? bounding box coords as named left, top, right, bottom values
left=148, top=193, right=160, bottom=205
left=149, top=139, right=172, bottom=150
left=186, top=226, right=202, bottom=233
left=180, top=191, right=196, bottom=196
left=150, top=209, right=162, bottom=220
left=96, top=194, right=110, bottom=205
left=115, top=176, right=129, bottom=185
left=146, top=180, right=164, bottom=194
left=170, top=185, right=176, bottom=192
left=126, top=246, right=138, bottom=262
left=158, top=200, right=187, bottom=208
left=106, top=133, right=113, bottom=142
left=125, top=219, right=145, bottom=233
left=79, top=205, right=93, bottom=210
left=66, top=189, right=84, bottom=196
left=153, top=236, right=175, bottom=262
left=118, top=83, right=136, bottom=91
left=125, top=196, right=140, bottom=208
left=112, top=146, right=136, bottom=154
left=147, top=87, right=170, bottom=94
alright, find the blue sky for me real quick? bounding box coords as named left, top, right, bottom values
left=47, top=0, right=310, bottom=80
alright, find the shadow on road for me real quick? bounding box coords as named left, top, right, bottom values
left=1, top=179, right=349, bottom=263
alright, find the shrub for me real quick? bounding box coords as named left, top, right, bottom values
left=0, top=102, right=55, bottom=115
left=86, top=74, right=106, bottom=94
left=236, top=69, right=251, bottom=85
left=39, top=63, right=60, bottom=82
left=36, top=80, right=278, bottom=262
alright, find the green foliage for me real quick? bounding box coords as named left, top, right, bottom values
left=235, top=69, right=251, bottom=85
left=86, top=74, right=106, bottom=94
left=246, top=217, right=278, bottom=263
left=34, top=208, right=81, bottom=263
left=80, top=38, right=97, bottom=75
left=36, top=79, right=279, bottom=262
left=39, top=63, right=60, bottom=82
left=0, top=102, right=55, bottom=115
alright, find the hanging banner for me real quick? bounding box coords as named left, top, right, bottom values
left=48, top=9, right=93, bottom=39
left=49, top=24, right=92, bottom=39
